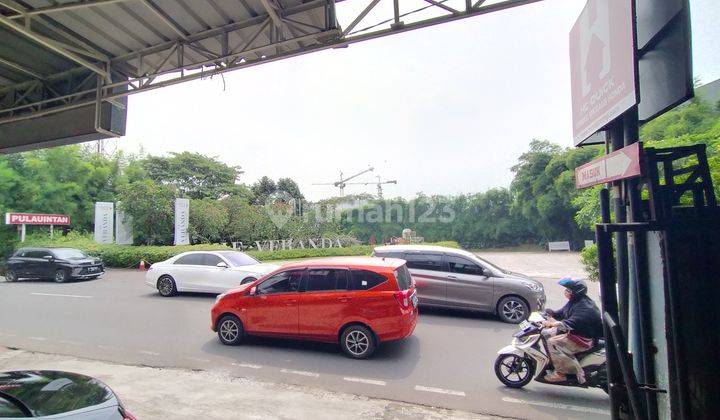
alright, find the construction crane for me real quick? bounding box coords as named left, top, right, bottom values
left=313, top=166, right=374, bottom=197
left=345, top=176, right=398, bottom=199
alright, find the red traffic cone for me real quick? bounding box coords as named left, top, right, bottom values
left=139, top=260, right=146, bottom=270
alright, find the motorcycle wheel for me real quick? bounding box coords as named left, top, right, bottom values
left=494, top=354, right=534, bottom=388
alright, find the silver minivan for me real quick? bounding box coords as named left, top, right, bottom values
left=372, top=245, right=546, bottom=323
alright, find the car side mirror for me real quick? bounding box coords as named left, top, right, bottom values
left=216, top=262, right=228, bottom=268
left=249, top=286, right=257, bottom=296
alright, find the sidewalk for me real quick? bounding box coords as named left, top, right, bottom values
left=0, top=347, right=505, bottom=420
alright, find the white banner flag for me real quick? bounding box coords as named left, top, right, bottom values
left=115, top=207, right=133, bottom=245
left=174, top=198, right=190, bottom=245
left=94, top=202, right=114, bottom=244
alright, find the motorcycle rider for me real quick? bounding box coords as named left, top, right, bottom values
left=542, top=277, right=604, bottom=384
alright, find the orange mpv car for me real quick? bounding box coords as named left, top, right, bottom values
left=210, top=257, right=418, bottom=359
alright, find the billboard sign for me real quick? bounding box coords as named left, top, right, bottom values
left=4, top=213, right=70, bottom=225
left=576, top=143, right=642, bottom=189
left=94, top=202, right=114, bottom=244
left=570, top=0, right=637, bottom=146
left=174, top=198, right=190, bottom=246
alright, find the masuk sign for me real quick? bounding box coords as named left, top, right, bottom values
left=570, top=0, right=638, bottom=146
left=575, top=143, right=642, bottom=189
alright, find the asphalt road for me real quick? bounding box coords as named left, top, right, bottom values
left=0, top=259, right=608, bottom=419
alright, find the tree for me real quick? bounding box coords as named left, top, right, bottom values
left=189, top=198, right=229, bottom=244
left=142, top=152, right=242, bottom=199
left=277, top=178, right=304, bottom=200
left=250, top=176, right=277, bottom=204
left=118, top=180, right=176, bottom=245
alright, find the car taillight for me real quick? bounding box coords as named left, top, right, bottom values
left=394, top=290, right=411, bottom=310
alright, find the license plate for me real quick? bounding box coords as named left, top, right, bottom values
left=519, top=320, right=531, bottom=330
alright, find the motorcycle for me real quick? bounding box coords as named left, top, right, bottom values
left=494, top=312, right=608, bottom=392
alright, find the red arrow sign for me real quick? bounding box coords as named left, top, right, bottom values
left=575, top=143, right=642, bottom=189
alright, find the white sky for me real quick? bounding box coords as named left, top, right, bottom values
left=118, top=0, right=720, bottom=201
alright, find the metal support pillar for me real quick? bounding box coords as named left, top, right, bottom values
left=623, top=107, right=657, bottom=419
left=609, top=121, right=629, bottom=336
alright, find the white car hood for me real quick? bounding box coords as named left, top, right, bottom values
left=231, top=263, right=279, bottom=275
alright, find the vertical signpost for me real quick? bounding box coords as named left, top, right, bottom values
left=94, top=202, right=114, bottom=244
left=174, top=198, right=190, bottom=246
left=115, top=206, right=134, bottom=245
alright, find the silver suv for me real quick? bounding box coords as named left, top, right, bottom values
left=372, top=245, right=546, bottom=323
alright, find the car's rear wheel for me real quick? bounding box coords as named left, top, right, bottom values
left=497, top=296, right=529, bottom=324
left=340, top=325, right=376, bottom=359
left=54, top=269, right=68, bottom=283
left=4, top=270, right=17, bottom=282
left=217, top=315, right=244, bottom=345
left=157, top=275, right=177, bottom=297
left=240, top=276, right=257, bottom=285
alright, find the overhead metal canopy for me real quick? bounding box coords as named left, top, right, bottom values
left=0, top=0, right=542, bottom=152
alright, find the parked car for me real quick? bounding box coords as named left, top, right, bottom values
left=4, top=248, right=104, bottom=283
left=0, top=370, right=136, bottom=419
left=371, top=245, right=545, bottom=323
left=146, top=250, right=279, bottom=297
left=211, top=256, right=418, bottom=359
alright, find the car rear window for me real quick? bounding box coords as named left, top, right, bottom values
left=349, top=270, right=387, bottom=290
left=394, top=264, right=412, bottom=290
left=372, top=251, right=404, bottom=259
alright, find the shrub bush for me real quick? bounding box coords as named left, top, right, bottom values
left=580, top=243, right=599, bottom=281
left=18, top=233, right=372, bottom=267
left=428, top=240, right=461, bottom=249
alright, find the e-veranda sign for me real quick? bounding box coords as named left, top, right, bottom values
left=253, top=238, right=346, bottom=252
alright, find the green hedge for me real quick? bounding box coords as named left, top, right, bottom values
left=15, top=233, right=459, bottom=268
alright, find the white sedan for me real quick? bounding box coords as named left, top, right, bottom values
left=145, top=251, right=278, bottom=297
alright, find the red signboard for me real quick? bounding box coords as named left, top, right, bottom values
left=575, top=143, right=642, bottom=189
left=4, top=213, right=71, bottom=225
left=570, top=0, right=638, bottom=146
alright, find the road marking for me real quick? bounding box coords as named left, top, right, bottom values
left=343, top=377, right=386, bottom=386
left=414, top=385, right=466, bottom=397
left=139, top=350, right=160, bottom=356
left=185, top=357, right=211, bottom=363
left=502, top=397, right=610, bottom=415
left=232, top=362, right=262, bottom=369
left=98, top=345, right=121, bottom=351
left=281, top=369, right=319, bottom=378
left=27, top=336, right=47, bottom=341
left=30, top=293, right=92, bottom=298
left=58, top=340, right=81, bottom=346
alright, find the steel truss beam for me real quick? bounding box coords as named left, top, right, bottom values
left=0, top=0, right=544, bottom=125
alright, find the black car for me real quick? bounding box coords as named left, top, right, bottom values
left=4, top=248, right=104, bottom=283
left=0, top=370, right=136, bottom=419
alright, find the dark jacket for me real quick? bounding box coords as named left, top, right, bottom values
left=547, top=295, right=604, bottom=339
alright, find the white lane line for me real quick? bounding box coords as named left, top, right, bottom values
left=139, top=350, right=160, bottom=356
left=232, top=362, right=262, bottom=369
left=185, top=357, right=211, bottom=363
left=281, top=369, right=319, bottom=378
left=343, top=377, right=386, bottom=386
left=27, top=336, right=47, bottom=341
left=30, top=293, right=92, bottom=299
left=98, top=345, right=122, bottom=351
left=502, top=397, right=610, bottom=415
left=414, top=385, right=466, bottom=397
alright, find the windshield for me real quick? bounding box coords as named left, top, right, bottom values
left=217, top=251, right=259, bottom=267
left=51, top=249, right=88, bottom=260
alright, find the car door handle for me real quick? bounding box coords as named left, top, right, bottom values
left=338, top=296, right=352, bottom=303
left=447, top=275, right=457, bottom=279
left=284, top=300, right=297, bottom=306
